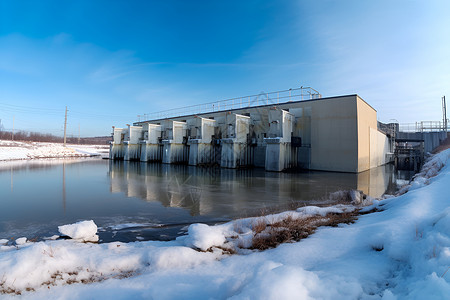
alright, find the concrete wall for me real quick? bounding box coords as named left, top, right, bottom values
left=369, top=128, right=390, bottom=168
left=396, top=131, right=447, bottom=153
left=309, top=96, right=358, bottom=172
left=357, top=97, right=377, bottom=172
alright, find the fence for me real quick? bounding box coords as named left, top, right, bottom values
left=138, top=87, right=321, bottom=122
left=399, top=121, right=449, bottom=133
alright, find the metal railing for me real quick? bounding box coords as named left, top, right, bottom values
left=399, top=121, right=449, bottom=133
left=137, top=87, right=321, bottom=122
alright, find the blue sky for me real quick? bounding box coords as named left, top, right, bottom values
left=0, top=0, right=449, bottom=137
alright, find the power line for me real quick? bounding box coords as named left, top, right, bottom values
left=0, top=102, right=63, bottom=112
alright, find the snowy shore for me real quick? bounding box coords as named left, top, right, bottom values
left=0, top=140, right=109, bottom=161
left=1, top=150, right=450, bottom=299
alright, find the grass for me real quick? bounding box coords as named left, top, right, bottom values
left=251, top=211, right=359, bottom=250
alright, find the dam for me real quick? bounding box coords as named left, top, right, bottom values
left=110, top=87, right=445, bottom=173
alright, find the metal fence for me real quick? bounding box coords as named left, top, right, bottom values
left=138, top=87, right=321, bottom=122
left=399, top=121, right=449, bottom=133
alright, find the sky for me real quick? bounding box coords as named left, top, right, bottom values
left=0, top=0, right=449, bottom=137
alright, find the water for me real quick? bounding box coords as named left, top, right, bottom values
left=0, top=159, right=414, bottom=243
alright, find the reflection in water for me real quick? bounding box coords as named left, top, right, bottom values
left=109, top=161, right=412, bottom=218
left=0, top=159, right=415, bottom=243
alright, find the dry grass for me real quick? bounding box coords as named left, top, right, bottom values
left=0, top=268, right=138, bottom=295
left=251, top=211, right=359, bottom=250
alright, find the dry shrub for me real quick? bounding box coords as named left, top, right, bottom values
left=252, top=219, right=267, bottom=235
left=251, top=211, right=359, bottom=251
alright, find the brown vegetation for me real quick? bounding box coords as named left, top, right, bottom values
left=251, top=211, right=359, bottom=250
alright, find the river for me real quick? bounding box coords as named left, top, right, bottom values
left=0, top=158, right=413, bottom=243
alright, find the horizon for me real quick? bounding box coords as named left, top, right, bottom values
left=1, top=0, right=449, bottom=137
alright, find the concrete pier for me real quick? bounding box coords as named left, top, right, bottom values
left=161, top=120, right=188, bottom=164
left=111, top=93, right=401, bottom=173
left=187, top=117, right=216, bottom=166
left=124, top=125, right=143, bottom=161
left=140, top=123, right=162, bottom=162
left=110, top=127, right=127, bottom=160
left=264, top=108, right=295, bottom=171
left=220, top=113, right=251, bottom=168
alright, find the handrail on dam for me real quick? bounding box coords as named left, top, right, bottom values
left=138, top=87, right=321, bottom=122
left=399, top=121, right=449, bottom=133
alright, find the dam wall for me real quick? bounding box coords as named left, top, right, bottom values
left=111, top=94, right=394, bottom=173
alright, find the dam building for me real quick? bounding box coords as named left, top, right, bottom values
left=110, top=88, right=393, bottom=173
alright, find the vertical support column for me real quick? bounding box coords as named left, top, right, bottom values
left=220, top=113, right=250, bottom=168
left=141, top=123, right=162, bottom=162
left=161, top=120, right=188, bottom=164
left=110, top=127, right=127, bottom=160
left=264, top=108, right=295, bottom=171
left=124, top=125, right=143, bottom=161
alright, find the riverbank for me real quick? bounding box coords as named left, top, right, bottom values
left=0, top=140, right=109, bottom=161
left=0, top=149, right=449, bottom=298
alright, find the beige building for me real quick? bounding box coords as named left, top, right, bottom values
left=275, top=95, right=390, bottom=172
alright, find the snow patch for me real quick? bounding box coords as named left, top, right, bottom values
left=15, top=237, right=28, bottom=245
left=184, top=223, right=227, bottom=251
left=58, top=220, right=99, bottom=242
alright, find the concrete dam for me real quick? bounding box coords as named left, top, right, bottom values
left=110, top=88, right=400, bottom=173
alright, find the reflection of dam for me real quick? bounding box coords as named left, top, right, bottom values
left=108, top=161, right=411, bottom=218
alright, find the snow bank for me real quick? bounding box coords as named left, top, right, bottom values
left=297, top=205, right=353, bottom=216
left=0, top=140, right=108, bottom=161
left=0, top=149, right=450, bottom=299
left=58, top=220, right=99, bottom=242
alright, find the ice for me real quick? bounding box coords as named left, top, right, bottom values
left=58, top=220, right=99, bottom=242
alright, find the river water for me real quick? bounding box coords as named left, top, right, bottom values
left=0, top=158, right=414, bottom=243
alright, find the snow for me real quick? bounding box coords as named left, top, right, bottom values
left=0, top=149, right=450, bottom=299
left=184, top=223, right=228, bottom=251
left=58, top=220, right=99, bottom=242
left=296, top=205, right=353, bottom=216
left=15, top=237, right=27, bottom=245
left=0, top=140, right=109, bottom=161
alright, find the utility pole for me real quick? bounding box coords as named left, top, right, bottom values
left=12, top=116, right=15, bottom=141
left=443, top=96, right=447, bottom=132
left=63, top=106, right=68, bottom=147
left=78, top=123, right=80, bottom=144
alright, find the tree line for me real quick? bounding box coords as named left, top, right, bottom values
left=0, top=130, right=111, bottom=145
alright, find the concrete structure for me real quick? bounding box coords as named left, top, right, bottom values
left=124, top=125, right=143, bottom=161
left=265, top=108, right=295, bottom=171
left=220, top=113, right=251, bottom=168
left=161, top=120, right=188, bottom=164
left=111, top=93, right=396, bottom=173
left=396, top=131, right=447, bottom=154
left=140, top=123, right=162, bottom=162
left=187, top=117, right=216, bottom=166
left=110, top=127, right=127, bottom=160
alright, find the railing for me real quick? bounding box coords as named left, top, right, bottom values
left=137, top=87, right=321, bottom=122
left=399, top=121, right=449, bottom=133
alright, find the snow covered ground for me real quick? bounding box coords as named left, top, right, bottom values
left=0, top=140, right=109, bottom=161
left=1, top=150, right=450, bottom=299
